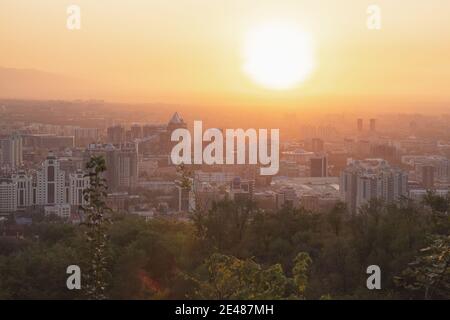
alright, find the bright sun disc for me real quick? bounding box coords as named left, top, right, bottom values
left=243, top=21, right=315, bottom=90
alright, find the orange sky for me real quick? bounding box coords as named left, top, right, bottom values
left=1, top=0, right=450, bottom=107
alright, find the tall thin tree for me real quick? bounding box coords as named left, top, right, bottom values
left=81, top=156, right=111, bottom=299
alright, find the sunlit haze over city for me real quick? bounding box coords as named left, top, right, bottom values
left=0, top=0, right=449, bottom=305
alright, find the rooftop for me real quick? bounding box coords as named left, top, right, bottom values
left=168, top=112, right=185, bottom=125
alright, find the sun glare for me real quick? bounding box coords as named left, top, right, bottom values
left=243, top=21, right=315, bottom=90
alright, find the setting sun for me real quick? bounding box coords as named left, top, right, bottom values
left=242, top=21, right=315, bottom=90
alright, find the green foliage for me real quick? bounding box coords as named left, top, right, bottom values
left=0, top=187, right=448, bottom=300
left=189, top=252, right=311, bottom=299
left=292, top=252, right=312, bottom=295
left=423, top=190, right=450, bottom=213
left=395, top=235, right=450, bottom=299
left=0, top=242, right=84, bottom=299
left=81, top=156, right=112, bottom=299
left=200, top=200, right=254, bottom=255
left=107, top=216, right=197, bottom=299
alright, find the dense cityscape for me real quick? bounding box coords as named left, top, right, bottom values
left=2, top=99, right=450, bottom=219
left=0, top=99, right=448, bottom=299
left=1, top=0, right=449, bottom=303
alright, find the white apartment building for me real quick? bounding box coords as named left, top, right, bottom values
left=340, top=159, right=408, bottom=213
left=12, top=170, right=34, bottom=208
left=0, top=133, right=23, bottom=169
left=36, top=152, right=66, bottom=205
left=68, top=170, right=89, bottom=206
left=2, top=153, right=90, bottom=217
left=0, top=178, right=17, bottom=214
left=44, top=204, right=71, bottom=219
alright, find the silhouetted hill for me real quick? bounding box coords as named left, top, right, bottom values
left=0, top=67, right=95, bottom=100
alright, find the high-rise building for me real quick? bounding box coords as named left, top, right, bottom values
left=420, top=165, right=435, bottom=189
left=118, top=144, right=139, bottom=189
left=0, top=153, right=89, bottom=216
left=0, top=133, right=23, bottom=169
left=328, top=151, right=348, bottom=177
left=0, top=178, right=17, bottom=214
left=310, top=156, right=328, bottom=177
left=68, top=170, right=90, bottom=206
left=167, top=112, right=187, bottom=132
left=370, top=118, right=376, bottom=132
left=165, top=112, right=187, bottom=153
left=357, top=119, right=363, bottom=133
left=370, top=144, right=397, bottom=163
left=85, top=143, right=138, bottom=191
left=12, top=170, right=33, bottom=208
left=130, top=124, right=143, bottom=140
left=36, top=152, right=66, bottom=205
left=340, top=159, right=408, bottom=213
left=74, top=128, right=99, bottom=147
left=107, top=125, right=125, bottom=145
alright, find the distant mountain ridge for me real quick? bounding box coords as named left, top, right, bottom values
left=0, top=67, right=94, bottom=100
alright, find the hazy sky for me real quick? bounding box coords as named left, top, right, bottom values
left=1, top=0, right=450, bottom=106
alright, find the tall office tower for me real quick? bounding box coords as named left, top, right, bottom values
left=311, top=138, right=324, bottom=153
left=36, top=152, right=66, bottom=205
left=85, top=144, right=119, bottom=191
left=370, top=118, right=376, bottom=132
left=118, top=143, right=139, bottom=189
left=357, top=118, right=363, bottom=133
left=421, top=165, right=435, bottom=189
left=340, top=159, right=408, bottom=213
left=167, top=112, right=187, bottom=132
left=85, top=143, right=138, bottom=191
left=0, top=178, right=17, bottom=214
left=165, top=112, right=187, bottom=153
left=310, top=156, right=328, bottom=177
left=370, top=144, right=397, bottom=163
left=12, top=170, right=33, bottom=208
left=74, top=128, right=99, bottom=147
left=328, top=151, right=349, bottom=177
left=68, top=170, right=90, bottom=206
left=107, top=125, right=125, bottom=145
left=130, top=124, right=143, bottom=140
left=0, top=133, right=23, bottom=169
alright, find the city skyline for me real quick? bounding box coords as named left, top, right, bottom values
left=0, top=1, right=449, bottom=303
